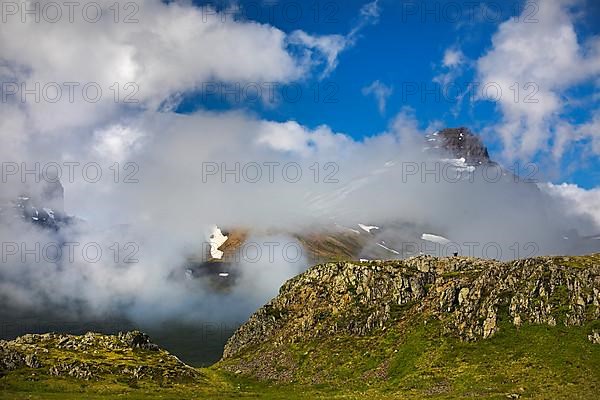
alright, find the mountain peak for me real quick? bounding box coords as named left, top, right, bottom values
left=428, top=127, right=491, bottom=165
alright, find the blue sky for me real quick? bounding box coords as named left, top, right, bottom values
left=177, top=0, right=600, bottom=188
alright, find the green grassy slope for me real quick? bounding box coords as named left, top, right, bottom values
left=1, top=321, right=599, bottom=399
left=2, top=255, right=600, bottom=399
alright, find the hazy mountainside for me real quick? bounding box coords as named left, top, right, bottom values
left=0, top=178, right=68, bottom=230
left=2, top=254, right=600, bottom=399
left=195, top=127, right=598, bottom=283
left=4, top=128, right=597, bottom=289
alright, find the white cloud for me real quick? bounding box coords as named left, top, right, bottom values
left=289, top=0, right=381, bottom=78
left=552, top=107, right=600, bottom=162
left=576, top=110, right=600, bottom=154
left=3, top=104, right=599, bottom=325
left=256, top=120, right=350, bottom=157
left=93, top=124, right=145, bottom=162
left=0, top=0, right=355, bottom=135
left=287, top=31, right=348, bottom=78
left=350, top=0, right=381, bottom=38
left=362, top=80, right=393, bottom=114
left=434, top=47, right=470, bottom=113
left=443, top=48, right=465, bottom=68
left=541, top=183, right=600, bottom=231
left=475, top=0, right=600, bottom=160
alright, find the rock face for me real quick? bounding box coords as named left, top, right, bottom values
left=431, top=127, right=492, bottom=166
left=119, top=330, right=160, bottom=351
left=0, top=346, right=41, bottom=371
left=0, top=176, right=67, bottom=229
left=0, top=331, right=199, bottom=382
left=221, top=255, right=600, bottom=380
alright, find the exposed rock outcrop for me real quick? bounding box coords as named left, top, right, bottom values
left=222, top=255, right=600, bottom=366
left=0, top=331, right=199, bottom=382
left=435, top=127, right=492, bottom=165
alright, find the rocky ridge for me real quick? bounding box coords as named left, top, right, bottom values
left=0, top=330, right=200, bottom=382
left=221, top=254, right=600, bottom=380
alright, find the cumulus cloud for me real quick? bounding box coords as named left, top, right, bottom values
left=475, top=0, right=600, bottom=160
left=2, top=103, right=600, bottom=327
left=287, top=31, right=348, bottom=78
left=0, top=0, right=355, bottom=136
left=0, top=0, right=384, bottom=326
left=349, top=0, right=381, bottom=39
left=93, top=124, right=145, bottom=162
left=443, top=48, right=465, bottom=68
left=433, top=47, right=470, bottom=110
left=541, top=183, right=600, bottom=231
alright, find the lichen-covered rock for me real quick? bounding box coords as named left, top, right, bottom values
left=0, top=330, right=199, bottom=383
left=49, top=361, right=95, bottom=380
left=0, top=344, right=26, bottom=372
left=589, top=330, right=600, bottom=344
left=118, top=330, right=160, bottom=351
left=24, top=353, right=41, bottom=368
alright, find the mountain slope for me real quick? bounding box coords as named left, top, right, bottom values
left=2, top=255, right=600, bottom=399
left=218, top=254, right=600, bottom=397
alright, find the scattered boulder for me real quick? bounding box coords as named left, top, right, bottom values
left=118, top=330, right=160, bottom=351
left=589, top=330, right=600, bottom=344
left=0, top=344, right=26, bottom=372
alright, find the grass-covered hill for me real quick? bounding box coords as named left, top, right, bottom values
left=219, top=254, right=600, bottom=397
left=2, top=255, right=600, bottom=399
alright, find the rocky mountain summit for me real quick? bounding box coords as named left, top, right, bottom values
left=220, top=254, right=600, bottom=383
left=428, top=127, right=492, bottom=166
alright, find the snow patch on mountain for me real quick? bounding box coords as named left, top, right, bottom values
left=358, top=224, right=379, bottom=233
left=441, top=157, right=476, bottom=173
left=421, top=233, right=451, bottom=245
left=376, top=242, right=399, bottom=255
left=209, top=226, right=229, bottom=260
